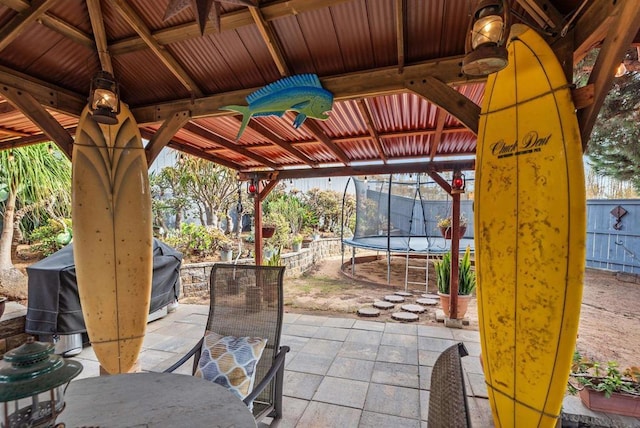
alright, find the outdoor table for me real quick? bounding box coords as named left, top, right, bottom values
left=61, top=372, right=257, bottom=428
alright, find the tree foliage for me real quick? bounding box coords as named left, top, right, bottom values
left=581, top=49, right=640, bottom=193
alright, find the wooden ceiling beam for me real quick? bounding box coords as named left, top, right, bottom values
left=182, top=122, right=279, bottom=169
left=242, top=119, right=317, bottom=167
left=572, top=0, right=617, bottom=60
left=0, top=126, right=76, bottom=148
left=239, top=159, right=475, bottom=181
left=578, top=0, right=640, bottom=149
left=145, top=110, right=191, bottom=165
left=109, top=0, right=352, bottom=56
left=405, top=76, right=480, bottom=135
left=0, top=0, right=58, bottom=52
left=395, top=0, right=405, bottom=72
left=111, top=0, right=204, bottom=97
left=132, top=56, right=476, bottom=123
left=249, top=6, right=289, bottom=77
left=356, top=99, right=387, bottom=163
left=0, top=84, right=73, bottom=158
left=515, top=0, right=563, bottom=31
left=87, top=0, right=112, bottom=74
left=303, top=120, right=350, bottom=165
left=429, top=109, right=447, bottom=161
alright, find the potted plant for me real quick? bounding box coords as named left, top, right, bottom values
left=437, top=214, right=468, bottom=239
left=291, top=234, right=303, bottom=252
left=433, top=246, right=476, bottom=319
left=218, top=238, right=234, bottom=262
left=262, top=224, right=276, bottom=238
left=569, top=352, right=640, bottom=417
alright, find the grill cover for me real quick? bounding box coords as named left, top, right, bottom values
left=25, top=239, right=182, bottom=335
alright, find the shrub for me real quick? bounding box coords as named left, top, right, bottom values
left=29, top=218, right=72, bottom=256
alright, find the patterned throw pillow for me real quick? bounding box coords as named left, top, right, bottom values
left=194, top=331, right=267, bottom=403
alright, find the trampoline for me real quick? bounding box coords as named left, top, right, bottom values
left=341, top=175, right=474, bottom=290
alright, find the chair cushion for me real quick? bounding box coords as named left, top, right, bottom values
left=195, top=331, right=267, bottom=402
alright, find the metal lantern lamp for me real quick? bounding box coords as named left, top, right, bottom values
left=462, top=0, right=510, bottom=76
left=0, top=337, right=82, bottom=428
left=451, top=170, right=466, bottom=194
left=247, top=179, right=257, bottom=195
left=88, top=70, right=120, bottom=124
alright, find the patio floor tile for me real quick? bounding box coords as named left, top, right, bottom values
left=296, top=401, right=362, bottom=427
left=352, top=319, right=385, bottom=332
left=418, top=349, right=441, bottom=367
left=364, top=383, right=421, bottom=419
left=280, top=334, right=310, bottom=353
left=294, top=314, right=329, bottom=326
left=313, top=376, right=370, bottom=408
left=371, top=361, right=419, bottom=389
left=338, top=342, right=379, bottom=361
left=284, top=371, right=324, bottom=400
left=452, top=329, right=481, bottom=342
left=380, top=332, right=418, bottom=348
left=345, top=329, right=383, bottom=345
left=359, top=410, right=421, bottom=428
left=326, top=356, right=375, bottom=381
left=419, top=365, right=433, bottom=390
left=300, top=338, right=343, bottom=358
left=420, top=389, right=430, bottom=421
left=282, top=323, right=320, bottom=338
left=417, top=324, right=455, bottom=339
left=384, top=322, right=418, bottom=335
left=322, top=317, right=356, bottom=328
left=286, top=352, right=334, bottom=375
left=312, top=326, right=351, bottom=341
left=270, top=396, right=309, bottom=428
left=467, top=372, right=489, bottom=398
left=377, top=344, right=418, bottom=365
left=417, top=336, right=459, bottom=352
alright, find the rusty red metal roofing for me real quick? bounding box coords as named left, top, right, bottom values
left=0, top=0, right=630, bottom=178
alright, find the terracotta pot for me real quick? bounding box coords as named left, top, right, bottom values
left=440, top=225, right=467, bottom=239
left=579, top=387, right=640, bottom=418
left=437, top=292, right=471, bottom=319
left=262, top=226, right=276, bottom=238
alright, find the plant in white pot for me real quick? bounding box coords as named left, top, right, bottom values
left=434, top=246, right=476, bottom=319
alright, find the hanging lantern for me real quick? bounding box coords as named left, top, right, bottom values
left=451, top=170, right=466, bottom=194
left=0, top=337, right=82, bottom=428
left=88, top=71, right=120, bottom=124
left=247, top=179, right=257, bottom=194
left=462, top=0, right=510, bottom=76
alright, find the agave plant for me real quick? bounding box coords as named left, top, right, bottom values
left=434, top=246, right=476, bottom=295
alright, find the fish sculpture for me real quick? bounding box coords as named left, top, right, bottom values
left=220, top=73, right=333, bottom=140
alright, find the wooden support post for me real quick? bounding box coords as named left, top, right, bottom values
left=449, top=193, right=461, bottom=319
left=254, top=181, right=263, bottom=266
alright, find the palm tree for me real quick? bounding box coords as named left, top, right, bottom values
left=0, top=143, right=71, bottom=297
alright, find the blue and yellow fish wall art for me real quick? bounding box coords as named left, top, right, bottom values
left=220, top=73, right=334, bottom=140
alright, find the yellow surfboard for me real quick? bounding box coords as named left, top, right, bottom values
left=72, top=104, right=153, bottom=374
left=475, top=24, right=586, bottom=427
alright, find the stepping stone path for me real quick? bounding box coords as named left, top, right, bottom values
left=357, top=307, right=380, bottom=317
left=394, top=291, right=413, bottom=297
left=401, top=304, right=426, bottom=313
left=373, top=301, right=395, bottom=310
left=416, top=298, right=439, bottom=306
left=391, top=311, right=419, bottom=322
left=384, top=295, right=405, bottom=303
left=422, top=293, right=440, bottom=299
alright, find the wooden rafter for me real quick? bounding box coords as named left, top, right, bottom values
left=243, top=119, right=317, bottom=166
left=0, top=125, right=28, bottom=137
left=182, top=122, right=279, bottom=169
left=111, top=0, right=204, bottom=97
left=239, top=159, right=475, bottom=181
left=0, top=84, right=73, bottom=157
left=395, top=0, right=405, bottom=72
left=429, top=109, right=447, bottom=161
left=109, top=0, right=353, bottom=56
left=577, top=0, right=640, bottom=149
left=405, top=77, right=480, bottom=135
left=145, top=110, right=191, bottom=165
left=356, top=99, right=387, bottom=163
left=87, top=0, right=112, bottom=73
left=249, top=6, right=289, bottom=76
left=515, top=0, right=563, bottom=31
left=0, top=0, right=58, bottom=52
left=303, top=120, right=350, bottom=165
left=573, top=0, right=617, bottom=60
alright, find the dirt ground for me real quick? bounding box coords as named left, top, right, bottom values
left=283, top=255, right=640, bottom=371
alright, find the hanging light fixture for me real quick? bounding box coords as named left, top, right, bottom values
left=614, top=62, right=627, bottom=77
left=0, top=337, right=82, bottom=428
left=247, top=179, right=257, bottom=194
left=88, top=71, right=120, bottom=124
left=7, top=149, right=14, bottom=162
left=451, top=169, right=466, bottom=194
left=462, top=0, right=510, bottom=76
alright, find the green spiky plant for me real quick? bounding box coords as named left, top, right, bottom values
left=433, top=246, right=476, bottom=295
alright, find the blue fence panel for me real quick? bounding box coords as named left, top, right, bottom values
left=586, top=199, right=640, bottom=273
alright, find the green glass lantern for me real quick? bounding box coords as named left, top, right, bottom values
left=0, top=337, right=82, bottom=428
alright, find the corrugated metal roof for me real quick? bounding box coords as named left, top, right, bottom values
left=0, top=0, right=628, bottom=178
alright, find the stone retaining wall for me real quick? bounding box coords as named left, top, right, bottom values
left=0, top=303, right=28, bottom=358
left=180, top=238, right=342, bottom=299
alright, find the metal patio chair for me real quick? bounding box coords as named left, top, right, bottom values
left=165, top=263, right=289, bottom=424
left=428, top=342, right=471, bottom=428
